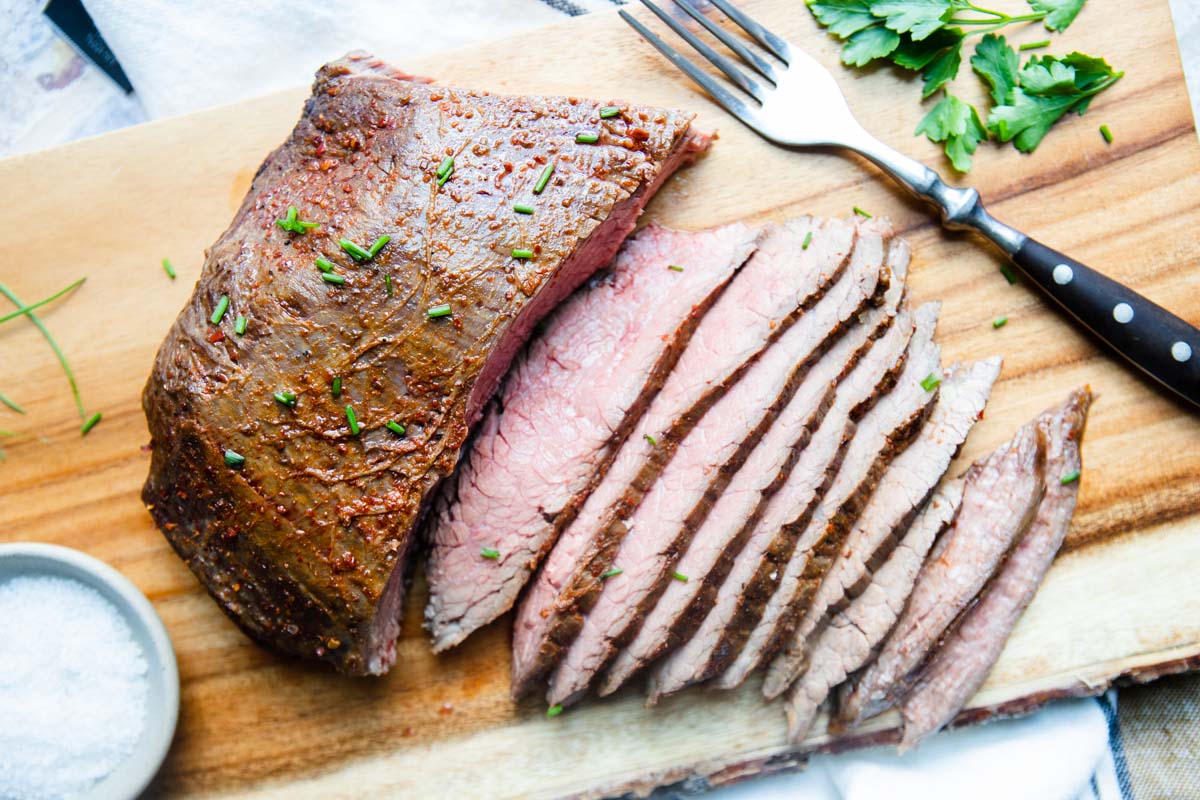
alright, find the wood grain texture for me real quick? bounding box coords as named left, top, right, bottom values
left=0, top=1, right=1198, bottom=797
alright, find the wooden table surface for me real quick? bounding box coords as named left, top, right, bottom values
left=1, top=1, right=1198, bottom=797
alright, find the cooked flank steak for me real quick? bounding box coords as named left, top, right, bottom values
left=141, top=53, right=709, bottom=675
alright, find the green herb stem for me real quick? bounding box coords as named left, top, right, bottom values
left=332, top=377, right=342, bottom=397
left=920, top=372, right=942, bottom=391
left=599, top=106, right=620, bottom=118
left=1019, top=39, right=1051, bottom=51
left=162, top=259, right=177, bottom=279
left=1061, top=470, right=1081, bottom=485
left=533, top=162, right=555, bottom=194
left=602, top=568, right=623, bottom=579
left=575, top=132, right=599, bottom=144
left=234, top=315, right=248, bottom=335
left=853, top=206, right=872, bottom=219
left=546, top=704, right=564, bottom=718
left=0, top=392, right=25, bottom=414
left=427, top=303, right=452, bottom=318
left=386, top=420, right=406, bottom=436
left=80, top=411, right=102, bottom=436
left=385, top=274, right=394, bottom=297
left=481, top=547, right=500, bottom=560
left=0, top=281, right=87, bottom=420
left=1000, top=265, right=1018, bottom=285
left=644, top=434, right=658, bottom=446
left=0, top=278, right=86, bottom=324
left=667, top=265, right=684, bottom=272
left=322, top=273, right=346, bottom=285
left=1100, top=125, right=1113, bottom=144
left=339, top=238, right=372, bottom=261
left=513, top=204, right=535, bottom=215
left=210, top=295, right=230, bottom=325
left=345, top=405, right=360, bottom=435
left=224, top=449, right=246, bottom=467
left=315, top=257, right=336, bottom=273
left=993, top=316, right=1008, bottom=329
left=802, top=231, right=814, bottom=251
left=672, top=572, right=688, bottom=582
left=512, top=248, right=534, bottom=259
left=274, top=391, right=297, bottom=406
left=368, top=235, right=391, bottom=258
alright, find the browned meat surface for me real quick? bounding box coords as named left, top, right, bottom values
left=424, top=222, right=758, bottom=652
left=141, top=53, right=707, bottom=674
left=898, top=387, right=1092, bottom=750
left=784, top=479, right=964, bottom=742
left=511, top=218, right=858, bottom=695
left=835, top=414, right=1047, bottom=728
left=763, top=356, right=1002, bottom=699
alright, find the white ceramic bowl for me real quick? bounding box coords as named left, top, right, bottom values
left=0, top=542, right=180, bottom=800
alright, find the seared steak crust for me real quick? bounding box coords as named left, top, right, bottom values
left=142, top=54, right=705, bottom=674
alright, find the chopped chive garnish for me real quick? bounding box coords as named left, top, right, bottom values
left=920, top=373, right=942, bottom=392
left=667, top=265, right=684, bottom=272
left=386, top=420, right=406, bottom=436
left=533, top=162, right=555, bottom=194
left=427, top=303, right=452, bottom=318
left=576, top=132, right=599, bottom=144
left=599, top=106, right=620, bottom=118
left=993, top=316, right=1008, bottom=329
left=546, top=704, right=564, bottom=718
left=1061, top=470, right=1081, bottom=485
left=0, top=392, right=25, bottom=414
left=1100, top=125, right=1113, bottom=144
left=480, top=547, right=500, bottom=560
left=512, top=248, right=534, bottom=259
left=273, top=391, right=296, bottom=406
left=644, top=434, right=658, bottom=446
left=1000, top=265, right=1018, bottom=285
left=276, top=205, right=320, bottom=234
left=210, top=295, right=230, bottom=325
left=368, top=235, right=391, bottom=258
left=162, top=258, right=176, bottom=279
left=438, top=171, right=452, bottom=187
left=332, top=377, right=342, bottom=397
left=315, top=257, right=336, bottom=273
left=234, top=315, right=248, bottom=335
left=80, top=412, right=102, bottom=436
left=0, top=282, right=87, bottom=420
left=602, top=568, right=623, bottom=579
left=345, top=405, right=360, bottom=435
left=1019, top=39, right=1051, bottom=51
left=224, top=449, right=245, bottom=467
left=672, top=572, right=688, bottom=582
left=802, top=231, right=813, bottom=250
left=513, top=204, right=535, bottom=214
left=853, top=206, right=872, bottom=219
left=323, top=273, right=346, bottom=285
left=0, top=277, right=86, bottom=324
left=385, top=274, right=394, bottom=297
left=436, top=156, right=455, bottom=179
left=339, top=238, right=372, bottom=261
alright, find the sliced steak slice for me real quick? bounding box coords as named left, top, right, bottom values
left=712, top=301, right=942, bottom=692
left=784, top=479, right=964, bottom=742
left=835, top=415, right=1048, bottom=729
left=510, top=217, right=860, bottom=695
left=548, top=223, right=885, bottom=707
left=141, top=54, right=709, bottom=675
left=898, top=387, right=1093, bottom=751
left=763, top=356, right=1002, bottom=699
left=424, top=222, right=759, bottom=652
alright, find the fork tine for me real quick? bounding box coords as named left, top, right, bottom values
left=706, top=0, right=792, bottom=65
left=635, top=0, right=766, bottom=103
left=619, top=10, right=761, bottom=127
left=669, top=0, right=778, bottom=85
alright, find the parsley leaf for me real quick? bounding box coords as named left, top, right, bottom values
left=921, top=38, right=963, bottom=97
left=892, top=28, right=963, bottom=70
left=871, top=0, right=952, bottom=41
left=916, top=93, right=988, bottom=172
left=1018, top=56, right=1078, bottom=94
left=1030, top=0, right=1086, bottom=31
left=842, top=25, right=901, bottom=66
left=808, top=0, right=878, bottom=38
left=971, top=34, right=1019, bottom=105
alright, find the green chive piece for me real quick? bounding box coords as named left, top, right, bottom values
left=1100, top=125, right=1113, bottom=144
left=667, top=265, right=684, bottom=272
left=920, top=373, right=942, bottom=392
left=513, top=204, right=535, bottom=215
left=345, top=405, right=360, bottom=435
left=224, top=449, right=245, bottom=467
left=993, top=316, right=1008, bottom=329
left=427, top=303, right=452, bottom=318
left=386, top=420, right=406, bottom=436
left=322, top=273, right=346, bottom=285
left=575, top=132, right=599, bottom=144
left=0, top=392, right=25, bottom=414
left=644, top=434, right=658, bottom=446
left=162, top=258, right=176, bottom=279
left=315, top=257, right=336, bottom=273
left=802, top=231, right=813, bottom=251
left=672, top=572, right=688, bottom=582
left=210, top=295, right=230, bottom=325
left=480, top=547, right=500, bottom=560
left=0, top=282, right=86, bottom=420
left=533, top=162, right=555, bottom=194
left=602, top=568, right=623, bottom=579
left=385, top=274, right=394, bottom=297
left=234, top=315, right=248, bottom=335
left=438, top=171, right=452, bottom=187
left=0, top=278, right=86, bottom=324
left=546, top=704, right=564, bottom=718
left=599, top=106, right=620, bottom=119
left=332, top=377, right=342, bottom=397
left=273, top=391, right=296, bottom=406
left=276, top=205, right=319, bottom=234
left=436, top=156, right=455, bottom=178
left=512, top=248, right=534, bottom=259
left=339, top=238, right=372, bottom=261
left=368, top=235, right=391, bottom=258
left=1000, top=265, right=1018, bottom=285
left=1061, top=470, right=1081, bottom=485
left=853, top=206, right=872, bottom=219
left=80, top=411, right=102, bottom=436
left=1019, top=39, right=1051, bottom=51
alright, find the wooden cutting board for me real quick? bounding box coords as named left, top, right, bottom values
left=2, top=1, right=1198, bottom=796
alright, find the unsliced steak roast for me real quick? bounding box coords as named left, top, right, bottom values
left=898, top=387, right=1092, bottom=750
left=424, top=222, right=758, bottom=652
left=511, top=217, right=857, bottom=694
left=763, top=356, right=1002, bottom=699
left=141, top=53, right=708, bottom=674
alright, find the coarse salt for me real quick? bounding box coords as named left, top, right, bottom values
left=0, top=575, right=149, bottom=800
